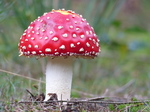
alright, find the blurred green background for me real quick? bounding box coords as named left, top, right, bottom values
left=0, top=0, right=150, bottom=102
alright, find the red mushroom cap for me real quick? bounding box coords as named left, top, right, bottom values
left=19, top=9, right=100, bottom=58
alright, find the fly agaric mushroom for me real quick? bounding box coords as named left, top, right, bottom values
left=18, top=9, right=100, bottom=101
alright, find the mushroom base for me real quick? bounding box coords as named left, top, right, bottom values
left=45, top=57, right=73, bottom=101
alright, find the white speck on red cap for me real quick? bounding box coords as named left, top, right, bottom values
left=31, top=37, right=35, bottom=40
left=25, top=39, right=28, bottom=41
left=47, top=17, right=50, bottom=19
left=22, top=46, right=26, bottom=49
left=45, top=48, right=51, bottom=52
left=76, top=28, right=80, bottom=31
left=49, top=31, right=53, bottom=34
left=79, top=48, right=84, bottom=52
left=52, top=37, right=58, bottom=41
left=70, top=43, right=75, bottom=48
left=45, top=37, right=48, bottom=40
left=77, top=42, right=80, bottom=45
left=34, top=45, right=39, bottom=48
left=86, top=42, right=90, bottom=47
left=69, top=25, right=74, bottom=29
left=73, top=34, right=77, bottom=38
left=58, top=26, right=63, bottom=29
left=32, top=51, right=36, bottom=54
left=80, top=35, right=85, bottom=39
left=28, top=44, right=32, bottom=48
left=62, top=33, right=68, bottom=37
left=66, top=18, right=69, bottom=21
left=59, top=45, right=65, bottom=49
left=23, top=33, right=26, bottom=36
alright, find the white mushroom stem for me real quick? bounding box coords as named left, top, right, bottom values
left=45, top=57, right=73, bottom=101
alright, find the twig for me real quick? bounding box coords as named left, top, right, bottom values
left=16, top=100, right=150, bottom=105
left=0, top=69, right=45, bottom=83
left=86, top=97, right=105, bottom=101
left=26, top=89, right=35, bottom=98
